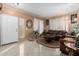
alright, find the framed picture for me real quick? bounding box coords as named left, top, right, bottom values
left=71, top=14, right=77, bottom=23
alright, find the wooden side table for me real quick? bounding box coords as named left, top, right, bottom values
left=64, top=42, right=79, bottom=56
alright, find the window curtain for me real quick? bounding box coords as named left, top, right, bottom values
left=49, top=16, right=69, bottom=31
left=33, top=18, right=44, bottom=34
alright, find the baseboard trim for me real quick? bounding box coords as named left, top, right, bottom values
left=1, top=41, right=18, bottom=46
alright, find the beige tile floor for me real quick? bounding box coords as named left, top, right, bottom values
left=0, top=40, right=67, bottom=56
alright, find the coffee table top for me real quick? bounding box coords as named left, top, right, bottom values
left=64, top=37, right=75, bottom=43
left=64, top=42, right=77, bottom=50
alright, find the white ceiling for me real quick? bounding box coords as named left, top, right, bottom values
left=7, top=3, right=79, bottom=19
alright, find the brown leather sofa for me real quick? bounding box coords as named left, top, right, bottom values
left=41, top=30, right=67, bottom=41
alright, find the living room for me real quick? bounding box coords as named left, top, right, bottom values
left=0, top=3, right=79, bottom=56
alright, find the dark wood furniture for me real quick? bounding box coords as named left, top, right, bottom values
left=64, top=42, right=79, bottom=56
left=60, top=37, right=75, bottom=54
left=43, top=34, right=56, bottom=42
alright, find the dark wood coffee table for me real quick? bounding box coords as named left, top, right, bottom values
left=64, top=42, right=79, bottom=56
left=43, top=34, right=56, bottom=42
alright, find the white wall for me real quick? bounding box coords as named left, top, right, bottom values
left=0, top=14, right=18, bottom=44
left=49, top=16, right=69, bottom=32
left=0, top=14, right=1, bottom=44
left=19, top=17, right=25, bottom=39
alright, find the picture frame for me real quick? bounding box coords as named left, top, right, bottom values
left=71, top=14, right=77, bottom=23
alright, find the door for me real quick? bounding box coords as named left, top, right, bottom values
left=1, top=14, right=18, bottom=44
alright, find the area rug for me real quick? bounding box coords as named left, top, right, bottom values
left=36, top=38, right=60, bottom=48
left=27, top=37, right=36, bottom=41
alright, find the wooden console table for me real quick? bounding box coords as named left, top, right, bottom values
left=43, top=34, right=56, bottom=42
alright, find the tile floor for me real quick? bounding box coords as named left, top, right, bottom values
left=0, top=40, right=67, bottom=56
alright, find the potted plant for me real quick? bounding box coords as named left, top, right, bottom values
left=69, top=24, right=79, bottom=36
left=75, top=33, right=79, bottom=48
left=69, top=30, right=76, bottom=36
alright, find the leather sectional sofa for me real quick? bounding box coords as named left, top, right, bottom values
left=41, top=30, right=67, bottom=42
